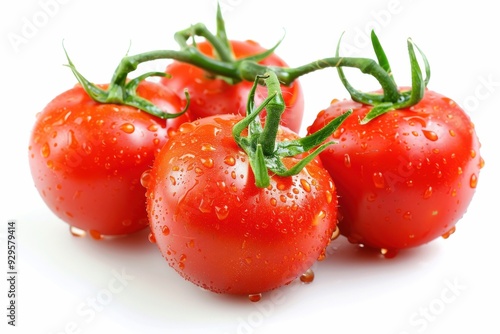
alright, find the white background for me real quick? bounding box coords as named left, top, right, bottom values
left=1, top=0, right=499, bottom=333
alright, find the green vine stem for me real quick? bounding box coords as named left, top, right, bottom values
left=64, top=4, right=429, bottom=121
left=233, top=71, right=352, bottom=188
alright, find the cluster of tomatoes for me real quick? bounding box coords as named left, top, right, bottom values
left=28, top=13, right=483, bottom=298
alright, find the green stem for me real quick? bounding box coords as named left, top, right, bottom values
left=233, top=72, right=352, bottom=188
left=259, top=72, right=284, bottom=156
left=66, top=11, right=427, bottom=120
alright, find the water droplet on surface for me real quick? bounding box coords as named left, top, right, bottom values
left=470, top=150, right=476, bottom=158
left=198, top=198, right=212, bottom=213
left=300, top=269, right=315, bottom=284
left=120, top=123, right=135, bottom=134
left=41, top=143, right=50, bottom=158
left=201, top=157, right=214, bottom=168
left=300, top=179, right=311, bottom=193
left=403, top=211, right=412, bottom=220
left=442, top=226, right=456, bottom=239
left=89, top=230, right=103, bottom=240
left=215, top=205, right=229, bottom=220
left=201, top=143, right=216, bottom=151
left=140, top=169, right=152, bottom=188
left=344, top=153, right=351, bottom=168
left=67, top=130, right=78, bottom=148
left=69, top=226, right=86, bottom=237
left=422, top=129, right=438, bottom=141
left=161, top=225, right=170, bottom=236
left=167, top=176, right=175, bottom=186
left=224, top=155, right=236, bottom=166
left=380, top=248, right=398, bottom=259
left=331, top=225, right=340, bottom=241
left=148, top=232, right=157, bottom=243
left=372, top=172, right=385, bottom=189
left=325, top=190, right=333, bottom=204
left=317, top=249, right=327, bottom=261
left=248, top=293, right=262, bottom=302
left=479, top=157, right=485, bottom=169
left=423, top=186, right=433, bottom=199
left=147, top=124, right=159, bottom=132
left=470, top=174, right=478, bottom=188
left=179, top=122, right=196, bottom=134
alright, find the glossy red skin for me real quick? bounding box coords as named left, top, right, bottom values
left=146, top=115, right=337, bottom=295
left=307, top=89, right=483, bottom=252
left=29, top=81, right=189, bottom=236
left=161, top=40, right=304, bottom=133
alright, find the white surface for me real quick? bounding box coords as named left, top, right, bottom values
left=1, top=1, right=499, bottom=333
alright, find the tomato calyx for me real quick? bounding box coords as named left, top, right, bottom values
left=233, top=71, right=351, bottom=188
left=63, top=44, right=190, bottom=120
left=335, top=31, right=431, bottom=124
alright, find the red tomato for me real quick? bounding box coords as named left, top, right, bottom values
left=145, top=114, right=337, bottom=295
left=29, top=81, right=189, bottom=237
left=307, top=89, right=484, bottom=254
left=161, top=40, right=304, bottom=133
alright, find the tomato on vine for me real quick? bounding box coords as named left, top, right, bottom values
left=145, top=72, right=351, bottom=296
left=307, top=32, right=484, bottom=256
left=160, top=7, right=303, bottom=132
left=29, top=54, right=189, bottom=238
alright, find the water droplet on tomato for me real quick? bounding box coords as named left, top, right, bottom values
left=166, top=176, right=175, bottom=186
left=470, top=174, right=478, bottom=188
left=41, top=142, right=50, bottom=158
left=122, top=219, right=132, bottom=227
left=325, top=190, right=333, bottom=204
left=344, top=153, right=351, bottom=168
left=179, top=122, right=196, bottom=134
left=442, top=226, right=456, bottom=239
left=69, top=226, right=86, bottom=237
left=215, top=205, right=229, bottom=220
left=317, top=249, right=327, bottom=261
left=300, top=269, right=315, bottom=284
left=89, top=230, right=103, bottom=240
left=147, top=124, right=159, bottom=132
left=161, top=225, right=170, bottom=236
left=423, top=186, right=433, bottom=199
left=422, top=129, right=438, bottom=141
left=449, top=129, right=456, bottom=137
left=140, top=169, right=152, bottom=188
left=224, top=155, right=236, bottom=166
left=120, top=123, right=135, bottom=134
left=146, top=231, right=157, bottom=243
left=479, top=157, right=485, bottom=169
left=331, top=225, right=340, bottom=241
left=201, top=143, right=216, bottom=151
left=201, top=157, right=214, bottom=168
left=380, top=248, right=398, bottom=258
left=248, top=293, right=262, bottom=302
left=198, top=198, right=212, bottom=213
left=470, top=150, right=477, bottom=158
left=300, top=179, right=311, bottom=193
left=67, top=130, right=78, bottom=148
left=332, top=127, right=344, bottom=139
left=372, top=172, right=385, bottom=189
